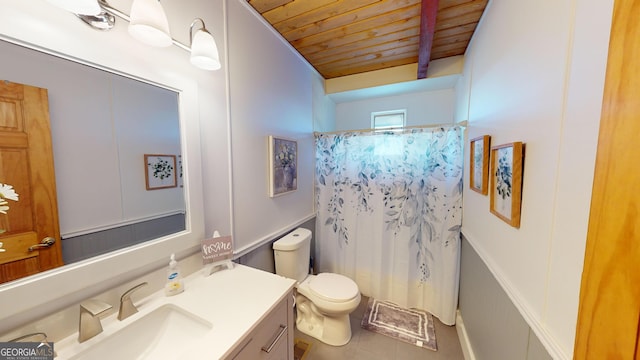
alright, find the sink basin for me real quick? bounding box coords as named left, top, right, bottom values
left=68, top=304, right=212, bottom=360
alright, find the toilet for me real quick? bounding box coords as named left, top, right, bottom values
left=273, top=227, right=361, bottom=346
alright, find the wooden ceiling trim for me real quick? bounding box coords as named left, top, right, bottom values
left=292, top=4, right=421, bottom=49
left=321, top=57, right=418, bottom=78
left=248, top=0, right=291, bottom=14
left=320, top=59, right=418, bottom=79
left=306, top=30, right=421, bottom=63
left=431, top=48, right=467, bottom=59
left=282, top=1, right=420, bottom=43
left=272, top=0, right=381, bottom=34
left=316, top=44, right=418, bottom=70
left=417, top=0, right=438, bottom=79
left=261, top=0, right=337, bottom=24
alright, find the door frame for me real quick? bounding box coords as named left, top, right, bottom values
left=574, top=0, right=640, bottom=357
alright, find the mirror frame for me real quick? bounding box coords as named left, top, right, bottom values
left=0, top=3, right=206, bottom=332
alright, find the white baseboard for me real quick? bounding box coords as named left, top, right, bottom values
left=456, top=310, right=477, bottom=360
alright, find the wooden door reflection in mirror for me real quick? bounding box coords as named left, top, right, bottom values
left=0, top=81, right=63, bottom=283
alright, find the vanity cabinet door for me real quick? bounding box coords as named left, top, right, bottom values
left=226, top=291, right=293, bottom=360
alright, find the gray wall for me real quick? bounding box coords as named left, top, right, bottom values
left=62, top=214, right=185, bottom=263
left=459, top=234, right=552, bottom=360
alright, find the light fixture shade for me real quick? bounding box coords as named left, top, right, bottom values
left=46, top=0, right=101, bottom=15
left=128, top=0, right=172, bottom=47
left=190, top=29, right=221, bottom=71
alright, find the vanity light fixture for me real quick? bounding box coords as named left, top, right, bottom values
left=47, top=0, right=221, bottom=71
left=128, top=0, right=172, bottom=47
left=189, top=19, right=221, bottom=71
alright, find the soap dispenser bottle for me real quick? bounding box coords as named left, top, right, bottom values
left=165, top=253, right=184, bottom=296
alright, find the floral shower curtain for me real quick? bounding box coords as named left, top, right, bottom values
left=314, top=126, right=463, bottom=325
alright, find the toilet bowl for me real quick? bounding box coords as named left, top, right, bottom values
left=295, top=273, right=361, bottom=346
left=273, top=228, right=361, bottom=346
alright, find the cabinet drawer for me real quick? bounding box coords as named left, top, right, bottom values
left=230, top=296, right=290, bottom=360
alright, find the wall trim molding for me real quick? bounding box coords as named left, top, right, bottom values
left=461, top=229, right=568, bottom=360
left=456, top=310, right=477, bottom=360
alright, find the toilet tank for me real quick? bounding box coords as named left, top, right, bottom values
left=273, top=228, right=311, bottom=283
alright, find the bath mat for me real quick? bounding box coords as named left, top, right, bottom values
left=361, top=298, right=437, bottom=351
left=294, top=338, right=312, bottom=360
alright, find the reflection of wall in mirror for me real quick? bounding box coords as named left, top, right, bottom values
left=0, top=40, right=185, bottom=263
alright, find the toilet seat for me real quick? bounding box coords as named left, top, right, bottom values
left=308, top=273, right=359, bottom=302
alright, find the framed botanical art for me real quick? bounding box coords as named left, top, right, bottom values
left=470, top=135, right=491, bottom=194
left=268, top=136, right=297, bottom=197
left=144, top=154, right=177, bottom=190
left=490, top=142, right=524, bottom=228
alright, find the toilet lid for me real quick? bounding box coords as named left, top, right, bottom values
left=308, top=273, right=359, bottom=302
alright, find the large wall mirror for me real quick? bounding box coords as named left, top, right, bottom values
left=0, top=38, right=185, bottom=278
left=0, top=13, right=206, bottom=331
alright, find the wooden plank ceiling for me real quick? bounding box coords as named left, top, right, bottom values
left=247, top=0, right=488, bottom=79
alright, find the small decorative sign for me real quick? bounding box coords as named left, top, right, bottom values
left=201, top=235, right=233, bottom=264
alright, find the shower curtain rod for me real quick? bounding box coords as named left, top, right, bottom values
left=314, top=120, right=468, bottom=136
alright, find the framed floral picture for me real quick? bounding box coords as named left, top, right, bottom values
left=490, top=142, right=524, bottom=228
left=470, top=135, right=490, bottom=194
left=268, top=136, right=297, bottom=197
left=144, top=154, right=177, bottom=190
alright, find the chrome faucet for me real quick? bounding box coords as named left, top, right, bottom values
left=118, top=282, right=148, bottom=321
left=78, top=299, right=112, bottom=343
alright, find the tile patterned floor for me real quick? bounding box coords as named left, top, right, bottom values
left=294, top=295, right=465, bottom=360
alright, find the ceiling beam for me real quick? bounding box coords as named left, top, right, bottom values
left=417, top=0, right=439, bottom=79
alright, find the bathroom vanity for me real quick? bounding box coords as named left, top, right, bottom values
left=225, top=289, right=293, bottom=360
left=53, top=264, right=296, bottom=360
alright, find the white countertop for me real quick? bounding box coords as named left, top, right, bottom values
left=54, top=264, right=296, bottom=359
